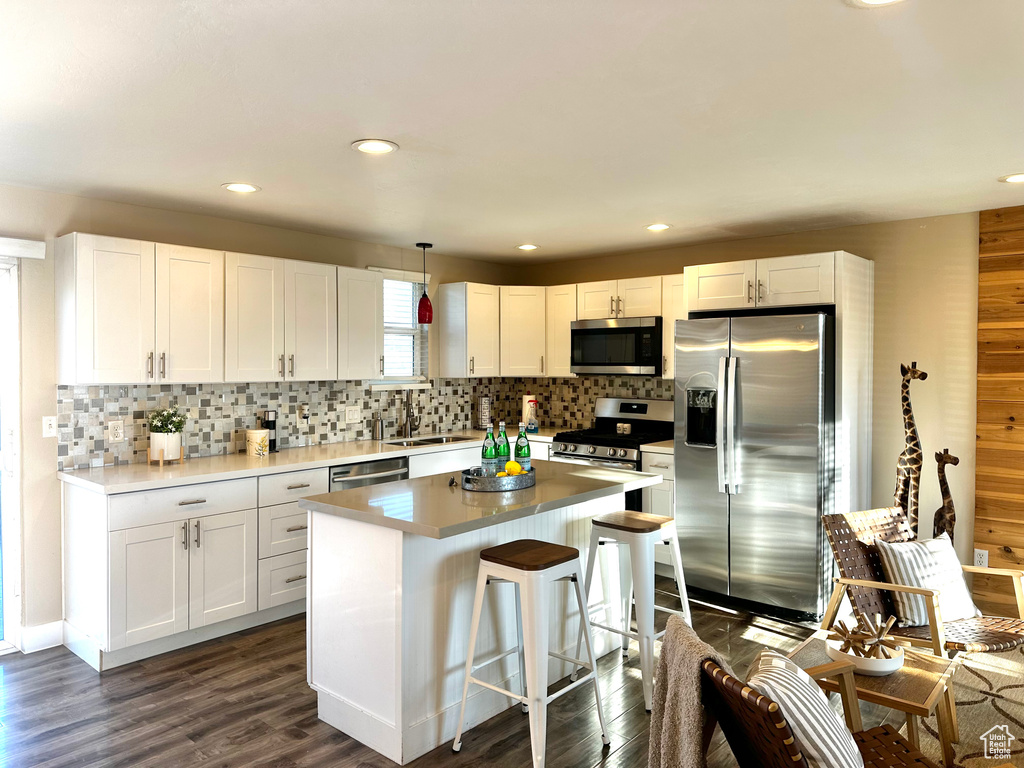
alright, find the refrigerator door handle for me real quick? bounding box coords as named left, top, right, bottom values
left=716, top=356, right=729, bottom=494
left=727, top=355, right=739, bottom=494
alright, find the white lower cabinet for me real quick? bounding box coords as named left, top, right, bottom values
left=641, top=452, right=676, bottom=566
left=189, top=509, right=259, bottom=628
left=258, top=550, right=308, bottom=610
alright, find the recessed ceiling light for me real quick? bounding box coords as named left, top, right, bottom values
left=351, top=139, right=399, bottom=154
left=844, top=0, right=905, bottom=6
left=221, top=182, right=261, bottom=193
left=517, top=244, right=539, bottom=251
left=646, top=223, right=671, bottom=231
left=999, top=173, right=1024, bottom=184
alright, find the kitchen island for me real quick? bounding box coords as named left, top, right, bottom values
left=299, top=459, right=661, bottom=765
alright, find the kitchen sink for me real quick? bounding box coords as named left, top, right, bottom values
left=416, top=436, right=475, bottom=444
left=385, top=439, right=430, bottom=447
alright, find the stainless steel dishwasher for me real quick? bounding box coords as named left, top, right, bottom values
left=330, top=456, right=409, bottom=491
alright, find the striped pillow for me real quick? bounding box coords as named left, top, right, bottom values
left=746, top=650, right=864, bottom=768
left=875, top=532, right=981, bottom=627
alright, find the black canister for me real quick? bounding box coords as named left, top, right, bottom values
left=262, top=409, right=278, bottom=452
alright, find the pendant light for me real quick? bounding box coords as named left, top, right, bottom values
left=416, top=242, right=433, bottom=324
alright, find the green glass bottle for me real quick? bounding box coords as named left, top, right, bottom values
left=515, top=422, right=531, bottom=472
left=496, top=420, right=511, bottom=467
left=481, top=424, right=499, bottom=477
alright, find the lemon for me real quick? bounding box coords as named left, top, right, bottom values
left=505, top=461, right=523, bottom=475
left=496, top=471, right=508, bottom=477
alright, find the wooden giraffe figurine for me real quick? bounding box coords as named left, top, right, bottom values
left=933, top=448, right=960, bottom=541
left=894, top=361, right=928, bottom=534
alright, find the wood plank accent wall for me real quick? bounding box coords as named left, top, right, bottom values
left=975, top=205, right=1024, bottom=616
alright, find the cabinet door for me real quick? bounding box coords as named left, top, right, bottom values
left=618, top=276, right=662, bottom=317
left=465, top=283, right=500, bottom=377
left=545, top=284, right=577, bottom=377
left=155, top=244, right=225, bottom=383
left=284, top=260, right=338, bottom=381
left=577, top=280, right=617, bottom=320
left=73, top=234, right=156, bottom=384
left=685, top=261, right=757, bottom=312
left=338, top=267, right=384, bottom=380
left=109, top=521, right=189, bottom=650
left=756, top=253, right=835, bottom=307
left=188, top=509, right=258, bottom=628
left=660, top=274, right=685, bottom=379
left=500, top=286, right=546, bottom=376
left=225, top=252, right=285, bottom=382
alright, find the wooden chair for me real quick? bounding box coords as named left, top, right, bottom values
left=701, top=659, right=938, bottom=768
left=821, top=507, right=1024, bottom=656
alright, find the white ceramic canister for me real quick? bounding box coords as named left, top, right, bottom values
left=246, top=428, right=271, bottom=457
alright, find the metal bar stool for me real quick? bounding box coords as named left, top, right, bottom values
left=571, top=511, right=691, bottom=712
left=452, top=539, right=610, bottom=768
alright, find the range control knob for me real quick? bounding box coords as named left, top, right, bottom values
left=618, top=449, right=628, bottom=458
left=607, top=447, right=616, bottom=456
left=559, top=443, right=567, bottom=452
left=569, top=444, right=577, bottom=452
left=587, top=445, right=596, bottom=454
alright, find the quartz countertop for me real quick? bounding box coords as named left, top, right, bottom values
left=57, top=427, right=560, bottom=495
left=299, top=459, right=661, bottom=539
left=641, top=440, right=674, bottom=455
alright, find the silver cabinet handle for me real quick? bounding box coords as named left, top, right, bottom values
left=649, top=463, right=671, bottom=469
left=147, top=352, right=154, bottom=379
left=469, top=356, right=475, bottom=375
left=286, top=524, right=308, bottom=532
left=178, top=498, right=207, bottom=506
left=181, top=521, right=189, bottom=551
left=663, top=355, right=667, bottom=372
left=747, top=281, right=754, bottom=303
left=609, top=295, right=615, bottom=316
left=159, top=352, right=166, bottom=378
left=194, top=520, right=201, bottom=548
left=379, top=355, right=385, bottom=377
left=758, top=280, right=764, bottom=302
left=617, top=296, right=623, bottom=316
left=279, top=354, right=286, bottom=378
left=286, top=483, right=310, bottom=490
left=540, top=355, right=544, bottom=374
left=285, top=574, right=306, bottom=584
left=289, top=354, right=295, bottom=377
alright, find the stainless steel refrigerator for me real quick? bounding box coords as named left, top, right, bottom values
left=674, top=313, right=835, bottom=618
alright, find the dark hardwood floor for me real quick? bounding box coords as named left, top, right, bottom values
left=0, top=580, right=896, bottom=767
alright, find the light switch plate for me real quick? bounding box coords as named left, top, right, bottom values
left=109, top=420, right=125, bottom=442
left=42, top=416, right=57, bottom=438
left=345, top=406, right=361, bottom=424
left=974, top=548, right=989, bottom=568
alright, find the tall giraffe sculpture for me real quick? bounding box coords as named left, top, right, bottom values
left=894, top=361, right=928, bottom=534
left=933, top=449, right=960, bottom=541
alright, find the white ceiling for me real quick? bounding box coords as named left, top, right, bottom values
left=2, top=0, right=1023, bottom=261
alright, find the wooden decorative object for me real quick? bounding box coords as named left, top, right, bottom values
left=146, top=447, right=184, bottom=467
left=893, top=362, right=928, bottom=535
left=827, top=614, right=900, bottom=659
left=932, top=448, right=960, bottom=542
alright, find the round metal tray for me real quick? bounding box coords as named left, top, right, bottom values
left=461, top=467, right=536, bottom=492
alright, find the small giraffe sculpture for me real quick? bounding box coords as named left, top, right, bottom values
left=894, top=361, right=928, bottom=535
left=933, top=449, right=960, bottom=542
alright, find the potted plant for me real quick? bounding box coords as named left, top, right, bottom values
left=149, top=407, right=186, bottom=461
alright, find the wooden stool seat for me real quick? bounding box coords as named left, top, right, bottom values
left=592, top=511, right=673, bottom=535
left=480, top=539, right=579, bottom=571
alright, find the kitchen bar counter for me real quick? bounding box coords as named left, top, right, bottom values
left=303, top=459, right=657, bottom=764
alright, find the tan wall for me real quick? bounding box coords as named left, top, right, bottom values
left=524, top=214, right=981, bottom=564
left=0, top=182, right=515, bottom=631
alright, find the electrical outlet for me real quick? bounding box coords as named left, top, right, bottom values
left=109, top=420, right=125, bottom=443
left=42, top=416, right=57, bottom=438
left=974, top=548, right=989, bottom=568
left=345, top=406, right=361, bottom=424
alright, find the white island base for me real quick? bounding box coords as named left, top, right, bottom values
left=306, top=490, right=630, bottom=765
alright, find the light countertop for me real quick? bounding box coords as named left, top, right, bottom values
left=641, top=440, right=674, bottom=455
left=58, top=427, right=560, bottom=495
left=300, top=459, right=661, bottom=539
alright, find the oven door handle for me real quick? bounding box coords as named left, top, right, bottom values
left=550, top=455, right=638, bottom=471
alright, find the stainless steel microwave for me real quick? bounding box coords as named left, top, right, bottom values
left=569, top=316, right=663, bottom=376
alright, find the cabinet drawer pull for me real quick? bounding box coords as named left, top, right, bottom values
left=159, top=352, right=166, bottom=378
left=178, top=498, right=207, bottom=506
left=279, top=354, right=286, bottom=378
left=609, top=295, right=615, bottom=316
left=286, top=483, right=310, bottom=490
left=194, top=520, right=201, bottom=548
left=286, top=524, right=308, bottom=533
left=285, top=574, right=306, bottom=584
left=380, top=355, right=385, bottom=377
left=181, top=521, right=189, bottom=551
left=147, top=351, right=154, bottom=378
left=540, top=355, right=544, bottom=374
left=617, top=296, right=623, bottom=316
left=650, top=463, right=671, bottom=469
left=758, top=279, right=765, bottom=301
left=469, top=356, right=475, bottom=375
left=747, top=280, right=754, bottom=303
left=289, top=354, right=295, bottom=377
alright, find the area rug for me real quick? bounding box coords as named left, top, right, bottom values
left=909, top=646, right=1024, bottom=767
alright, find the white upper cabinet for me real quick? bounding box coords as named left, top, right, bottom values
left=685, top=260, right=758, bottom=312
left=56, top=233, right=157, bottom=385
left=284, top=260, right=338, bottom=381
left=545, top=284, right=577, bottom=378
left=577, top=277, right=662, bottom=319
left=338, top=267, right=384, bottom=381
left=439, top=282, right=500, bottom=377
left=155, top=244, right=224, bottom=384
left=756, top=252, right=835, bottom=307
left=499, top=286, right=546, bottom=376
left=660, top=273, right=685, bottom=379
left=225, top=253, right=286, bottom=383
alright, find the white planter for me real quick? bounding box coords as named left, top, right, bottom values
left=150, top=432, right=183, bottom=461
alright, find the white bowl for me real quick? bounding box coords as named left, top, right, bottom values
left=825, top=639, right=904, bottom=676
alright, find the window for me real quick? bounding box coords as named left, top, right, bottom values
left=382, top=278, right=429, bottom=380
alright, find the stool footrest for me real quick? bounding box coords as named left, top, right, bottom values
left=591, top=620, right=639, bottom=641
left=549, top=650, right=591, bottom=669
left=547, top=671, right=599, bottom=704
left=467, top=676, right=525, bottom=705
left=471, top=647, right=520, bottom=673
left=653, top=604, right=687, bottom=616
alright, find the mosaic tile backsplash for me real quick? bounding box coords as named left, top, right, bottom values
left=56, top=376, right=673, bottom=470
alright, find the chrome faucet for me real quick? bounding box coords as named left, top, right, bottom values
left=402, top=389, right=422, bottom=437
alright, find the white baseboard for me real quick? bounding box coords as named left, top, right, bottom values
left=20, top=620, right=63, bottom=653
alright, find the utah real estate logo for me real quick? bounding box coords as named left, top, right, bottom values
left=981, top=724, right=1015, bottom=760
